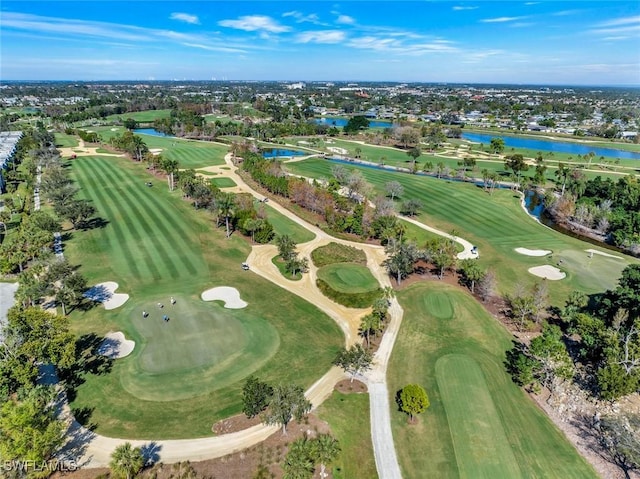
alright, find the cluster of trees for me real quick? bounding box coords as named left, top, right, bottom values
left=275, top=234, right=309, bottom=276
left=241, top=376, right=312, bottom=434
left=545, top=169, right=639, bottom=255
left=0, top=307, right=76, bottom=464
left=507, top=265, right=640, bottom=401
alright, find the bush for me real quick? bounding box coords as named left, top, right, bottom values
left=316, top=278, right=382, bottom=308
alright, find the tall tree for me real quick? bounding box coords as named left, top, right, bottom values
left=242, top=376, right=273, bottom=419
left=311, top=434, right=341, bottom=479
left=397, top=384, right=430, bottom=423
left=385, top=181, right=404, bottom=201
left=458, top=259, right=484, bottom=294
left=216, top=192, right=235, bottom=238
left=264, top=384, right=311, bottom=434
left=109, top=442, right=145, bottom=479
left=333, top=344, right=373, bottom=382
left=0, top=386, right=66, bottom=463
left=383, top=239, right=419, bottom=285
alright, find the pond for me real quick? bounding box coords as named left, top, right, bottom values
left=133, top=128, right=174, bottom=137
left=314, top=117, right=394, bottom=129
left=262, top=148, right=308, bottom=158
left=461, top=132, right=640, bottom=160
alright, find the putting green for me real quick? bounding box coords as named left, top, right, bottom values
left=119, top=294, right=279, bottom=401
left=316, top=263, right=379, bottom=294
left=436, top=354, right=522, bottom=479
left=423, top=291, right=454, bottom=320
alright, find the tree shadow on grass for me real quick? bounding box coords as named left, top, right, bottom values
left=78, top=216, right=109, bottom=231
left=61, top=333, right=113, bottom=402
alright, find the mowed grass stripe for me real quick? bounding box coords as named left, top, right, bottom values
left=436, top=354, right=522, bottom=479
left=74, top=158, right=142, bottom=280
left=89, top=159, right=164, bottom=281
left=99, top=162, right=198, bottom=278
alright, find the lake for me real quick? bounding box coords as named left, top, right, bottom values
left=262, top=148, right=308, bottom=158
left=462, top=132, right=640, bottom=160
left=314, top=117, right=394, bottom=129
left=134, top=128, right=173, bottom=137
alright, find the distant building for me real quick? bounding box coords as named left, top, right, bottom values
left=0, top=131, right=22, bottom=193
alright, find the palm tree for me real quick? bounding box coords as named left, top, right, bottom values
left=216, top=192, right=235, bottom=238
left=109, top=442, right=144, bottom=479
left=311, top=434, right=341, bottom=479
left=161, top=158, right=179, bottom=191
left=359, top=313, right=380, bottom=347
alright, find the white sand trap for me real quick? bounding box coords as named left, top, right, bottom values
left=110, top=128, right=118, bottom=131
left=515, top=247, right=552, bottom=257
left=585, top=248, right=622, bottom=260
left=528, top=265, right=566, bottom=280
left=97, top=331, right=135, bottom=359
left=327, top=146, right=348, bottom=155
left=201, top=286, right=248, bottom=309
left=84, top=281, right=130, bottom=310
left=149, top=148, right=163, bottom=155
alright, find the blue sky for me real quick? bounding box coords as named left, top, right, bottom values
left=1, top=1, right=639, bottom=86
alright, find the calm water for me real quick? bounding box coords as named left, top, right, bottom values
left=314, top=117, right=394, bottom=129
left=262, top=148, right=307, bottom=158
left=462, top=132, right=640, bottom=160
left=524, top=190, right=545, bottom=220
left=133, top=128, right=173, bottom=137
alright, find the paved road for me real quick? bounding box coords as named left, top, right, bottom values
left=0, top=282, right=19, bottom=343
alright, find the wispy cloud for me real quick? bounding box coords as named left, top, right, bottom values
left=170, top=13, right=200, bottom=25
left=336, top=15, right=355, bottom=25
left=452, top=6, right=478, bottom=11
left=282, top=11, right=323, bottom=25
left=218, top=15, right=290, bottom=33
left=346, top=35, right=457, bottom=55
left=596, top=15, right=640, bottom=27
left=296, top=30, right=345, bottom=44
left=481, top=16, right=528, bottom=23
left=552, top=10, right=582, bottom=17
left=181, top=43, right=247, bottom=53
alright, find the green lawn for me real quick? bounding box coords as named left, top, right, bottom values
left=64, top=154, right=343, bottom=438
left=389, top=282, right=598, bottom=479
left=317, top=263, right=379, bottom=294
left=106, top=109, right=172, bottom=122
left=285, top=158, right=637, bottom=304
left=210, top=177, right=237, bottom=188
left=261, top=204, right=316, bottom=245
left=316, top=391, right=377, bottom=479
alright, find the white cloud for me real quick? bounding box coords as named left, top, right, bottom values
left=452, top=6, right=478, bottom=11
left=181, top=43, right=247, bottom=53
left=282, top=11, right=322, bottom=24
left=596, top=15, right=640, bottom=27
left=218, top=15, right=290, bottom=33
left=336, top=15, right=355, bottom=25
left=552, top=10, right=583, bottom=17
left=481, top=16, right=527, bottom=23
left=170, top=13, right=200, bottom=25
left=296, top=30, right=346, bottom=44
left=590, top=24, right=640, bottom=35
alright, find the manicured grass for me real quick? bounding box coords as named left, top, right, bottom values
left=210, top=177, right=237, bottom=188
left=64, top=154, right=343, bottom=438
left=311, top=242, right=367, bottom=267
left=317, top=264, right=379, bottom=294
left=55, top=133, right=79, bottom=147
left=388, top=282, right=598, bottom=479
left=316, top=391, right=377, bottom=479
left=285, top=158, right=637, bottom=304
left=92, top=126, right=228, bottom=168
left=106, top=109, right=172, bottom=122
left=261, top=204, right=316, bottom=245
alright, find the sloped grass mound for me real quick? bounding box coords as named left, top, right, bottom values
left=311, top=242, right=367, bottom=267
left=316, top=263, right=381, bottom=308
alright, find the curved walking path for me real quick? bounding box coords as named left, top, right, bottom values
left=62, top=151, right=478, bottom=477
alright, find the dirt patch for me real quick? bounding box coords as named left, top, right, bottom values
left=335, top=379, right=368, bottom=393
left=56, top=414, right=334, bottom=479
left=212, top=414, right=263, bottom=435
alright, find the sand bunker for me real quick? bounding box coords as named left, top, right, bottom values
left=84, top=281, right=130, bottom=310
left=528, top=265, right=566, bottom=280
left=97, top=331, right=135, bottom=359
left=327, top=146, right=348, bottom=155
left=149, top=148, right=163, bottom=155
left=201, top=286, right=248, bottom=309
left=585, top=248, right=622, bottom=260
left=515, top=247, right=552, bottom=257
